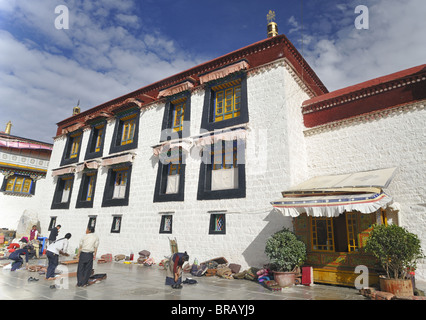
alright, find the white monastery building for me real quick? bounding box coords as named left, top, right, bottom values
left=7, top=26, right=424, bottom=286
left=0, top=123, right=52, bottom=230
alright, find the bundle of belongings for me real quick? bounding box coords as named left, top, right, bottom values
left=187, top=257, right=242, bottom=280
left=137, top=250, right=155, bottom=266
left=114, top=254, right=125, bottom=261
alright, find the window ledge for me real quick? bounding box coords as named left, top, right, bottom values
left=1, top=191, right=33, bottom=197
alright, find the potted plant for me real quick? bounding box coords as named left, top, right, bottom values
left=265, top=228, right=306, bottom=287
left=365, top=224, right=424, bottom=296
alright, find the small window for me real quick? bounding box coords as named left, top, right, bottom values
left=2, top=175, right=34, bottom=195
left=76, top=172, right=97, bottom=208
left=159, top=215, right=173, bottom=234
left=51, top=175, right=74, bottom=209
left=87, top=216, right=97, bottom=232
left=209, top=213, right=226, bottom=235
left=111, top=216, right=122, bottom=233
left=48, top=217, right=57, bottom=231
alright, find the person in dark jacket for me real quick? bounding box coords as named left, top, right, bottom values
left=9, top=245, right=33, bottom=271
left=48, top=225, right=61, bottom=244
left=165, top=251, right=189, bottom=289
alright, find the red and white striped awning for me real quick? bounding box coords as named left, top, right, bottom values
left=271, top=167, right=398, bottom=217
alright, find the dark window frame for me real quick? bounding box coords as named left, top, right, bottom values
left=200, top=71, right=248, bottom=132
left=209, top=213, right=226, bottom=235
left=101, top=164, right=132, bottom=207
left=87, top=216, right=97, bottom=232
left=48, top=217, right=57, bottom=231
left=60, top=130, right=83, bottom=166
left=153, top=150, right=186, bottom=203
left=75, top=170, right=98, bottom=208
left=159, top=214, right=173, bottom=234
left=51, top=174, right=75, bottom=210
left=197, top=139, right=246, bottom=200
left=111, top=215, right=122, bottom=233
left=109, top=108, right=140, bottom=155
left=84, top=120, right=107, bottom=160
left=159, top=91, right=191, bottom=142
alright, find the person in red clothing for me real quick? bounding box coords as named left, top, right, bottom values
left=29, top=225, right=40, bottom=258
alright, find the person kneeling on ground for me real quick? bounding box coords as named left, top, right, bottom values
left=9, top=245, right=33, bottom=271
left=165, top=252, right=189, bottom=289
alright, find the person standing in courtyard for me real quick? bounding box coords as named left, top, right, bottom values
left=29, top=225, right=40, bottom=259
left=45, top=233, right=71, bottom=279
left=76, top=227, right=99, bottom=287
left=48, top=225, right=61, bottom=244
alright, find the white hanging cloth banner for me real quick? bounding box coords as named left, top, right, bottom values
left=199, top=61, right=249, bottom=84
left=152, top=139, right=193, bottom=157
left=193, top=129, right=248, bottom=147
left=51, top=166, right=76, bottom=177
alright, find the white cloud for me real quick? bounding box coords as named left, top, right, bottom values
left=299, top=0, right=426, bottom=91
left=0, top=0, right=205, bottom=142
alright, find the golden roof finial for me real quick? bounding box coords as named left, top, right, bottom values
left=5, top=121, right=12, bottom=135
left=267, top=10, right=278, bottom=38
left=267, top=10, right=276, bottom=23
left=73, top=99, right=81, bottom=116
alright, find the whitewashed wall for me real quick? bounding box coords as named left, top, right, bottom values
left=304, top=104, right=426, bottom=280
left=35, top=60, right=311, bottom=269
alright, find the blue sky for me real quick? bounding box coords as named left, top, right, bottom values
left=1, top=0, right=425, bottom=143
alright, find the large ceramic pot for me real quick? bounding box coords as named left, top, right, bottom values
left=379, top=278, right=413, bottom=296
left=273, top=271, right=296, bottom=287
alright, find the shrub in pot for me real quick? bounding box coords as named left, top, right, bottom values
left=365, top=224, right=424, bottom=296
left=265, top=228, right=306, bottom=287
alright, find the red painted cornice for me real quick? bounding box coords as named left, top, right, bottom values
left=302, top=65, right=426, bottom=128
left=56, top=35, right=328, bottom=136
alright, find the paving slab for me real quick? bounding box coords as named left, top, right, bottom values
left=0, top=258, right=368, bottom=301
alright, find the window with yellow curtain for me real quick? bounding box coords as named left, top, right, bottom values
left=120, top=114, right=137, bottom=146
left=172, top=101, right=185, bottom=132
left=213, top=80, right=241, bottom=123
left=70, top=132, right=82, bottom=158
left=94, top=125, right=104, bottom=152
left=5, top=175, right=33, bottom=194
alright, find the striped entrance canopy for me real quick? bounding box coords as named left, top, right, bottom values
left=271, top=167, right=397, bottom=217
